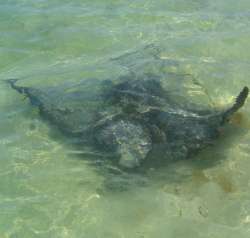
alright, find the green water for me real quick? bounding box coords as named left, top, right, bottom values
left=1, top=0, right=250, bottom=237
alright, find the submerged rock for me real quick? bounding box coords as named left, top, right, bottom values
left=8, top=45, right=249, bottom=170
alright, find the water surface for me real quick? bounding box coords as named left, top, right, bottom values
left=1, top=1, right=250, bottom=237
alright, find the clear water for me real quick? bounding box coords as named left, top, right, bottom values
left=1, top=1, right=250, bottom=237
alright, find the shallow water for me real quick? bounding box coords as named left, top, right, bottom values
left=1, top=0, right=250, bottom=237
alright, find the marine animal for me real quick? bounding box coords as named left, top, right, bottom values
left=8, top=45, right=249, bottom=169
left=7, top=46, right=249, bottom=170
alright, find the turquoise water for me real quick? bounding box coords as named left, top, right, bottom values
left=1, top=0, right=250, bottom=237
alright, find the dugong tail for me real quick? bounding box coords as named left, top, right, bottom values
left=222, top=86, right=249, bottom=124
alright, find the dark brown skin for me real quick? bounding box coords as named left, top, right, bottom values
left=7, top=78, right=248, bottom=169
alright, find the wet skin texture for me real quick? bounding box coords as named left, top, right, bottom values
left=8, top=74, right=248, bottom=169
